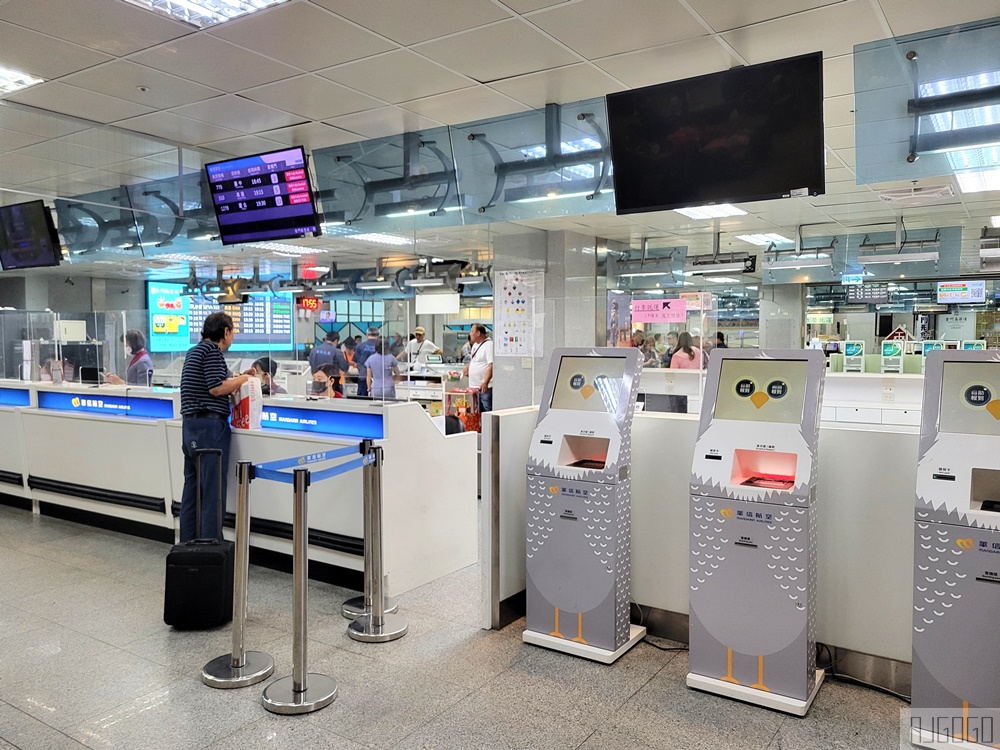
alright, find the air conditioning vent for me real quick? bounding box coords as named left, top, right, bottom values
left=877, top=184, right=955, bottom=206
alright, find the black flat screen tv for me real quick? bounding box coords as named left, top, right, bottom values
left=205, top=145, right=321, bottom=246
left=0, top=200, right=62, bottom=270
left=606, top=52, right=825, bottom=215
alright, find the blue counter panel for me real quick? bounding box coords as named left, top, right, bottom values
left=37, top=391, right=175, bottom=420
left=0, top=388, right=30, bottom=407
left=261, top=405, right=384, bottom=439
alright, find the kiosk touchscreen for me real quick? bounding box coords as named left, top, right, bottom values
left=881, top=339, right=904, bottom=374
left=911, top=351, right=1000, bottom=749
left=843, top=341, right=865, bottom=372
left=922, top=341, right=945, bottom=373
left=962, top=340, right=987, bottom=350
left=524, top=347, right=643, bottom=663
left=687, top=350, right=826, bottom=715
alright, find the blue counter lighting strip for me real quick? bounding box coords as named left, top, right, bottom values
left=255, top=444, right=361, bottom=472
left=254, top=467, right=295, bottom=485
left=260, top=405, right=384, bottom=438
left=311, top=456, right=369, bottom=483
left=0, top=388, right=30, bottom=407
left=37, top=391, right=174, bottom=420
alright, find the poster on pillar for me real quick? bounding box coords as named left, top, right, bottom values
left=496, top=270, right=544, bottom=357
left=607, top=291, right=632, bottom=347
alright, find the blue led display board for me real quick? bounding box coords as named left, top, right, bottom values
left=37, top=391, right=175, bottom=420
left=261, top=405, right=384, bottom=439
left=0, top=387, right=30, bottom=407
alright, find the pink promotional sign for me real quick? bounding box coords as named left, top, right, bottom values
left=631, top=298, right=687, bottom=324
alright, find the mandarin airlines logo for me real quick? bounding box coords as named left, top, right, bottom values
left=720, top=508, right=734, bottom=518
left=956, top=538, right=975, bottom=549
left=548, top=485, right=559, bottom=495
left=71, top=397, right=81, bottom=408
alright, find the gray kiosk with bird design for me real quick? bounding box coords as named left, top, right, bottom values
left=687, top=349, right=826, bottom=715
left=524, top=347, right=644, bottom=664
left=911, top=350, right=1000, bottom=749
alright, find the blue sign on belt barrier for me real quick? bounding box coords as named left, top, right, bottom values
left=254, top=444, right=360, bottom=473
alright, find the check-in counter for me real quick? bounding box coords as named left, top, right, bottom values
left=482, top=406, right=918, bottom=674
left=0, top=381, right=477, bottom=597
left=0, top=380, right=35, bottom=498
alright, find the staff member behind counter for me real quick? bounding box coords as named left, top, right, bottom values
left=105, top=330, right=153, bottom=386
left=178, top=312, right=254, bottom=543
left=404, top=326, right=442, bottom=365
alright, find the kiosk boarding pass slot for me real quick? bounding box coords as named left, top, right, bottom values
left=731, top=449, right=797, bottom=490
left=911, top=350, right=1000, bottom=749
left=880, top=340, right=903, bottom=374
left=843, top=341, right=865, bottom=372
left=557, top=435, right=610, bottom=470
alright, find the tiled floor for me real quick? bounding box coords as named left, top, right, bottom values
left=0, top=504, right=908, bottom=749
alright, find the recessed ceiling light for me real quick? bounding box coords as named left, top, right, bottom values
left=992, top=216, right=1000, bottom=228
left=956, top=168, right=1000, bottom=194
left=736, top=233, right=792, bottom=246
left=121, top=0, right=288, bottom=28
left=673, top=204, right=747, bottom=220
left=0, top=65, right=43, bottom=95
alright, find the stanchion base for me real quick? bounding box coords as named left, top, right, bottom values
left=261, top=674, right=338, bottom=715
left=341, top=595, right=398, bottom=620
left=202, top=651, right=275, bottom=689
left=347, top=612, right=408, bottom=643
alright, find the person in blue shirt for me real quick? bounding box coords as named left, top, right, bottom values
left=366, top=338, right=400, bottom=400
left=308, top=330, right=348, bottom=375
left=353, top=327, right=380, bottom=397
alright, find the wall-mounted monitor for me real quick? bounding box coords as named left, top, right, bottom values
left=606, top=52, right=825, bottom=215
left=147, top=281, right=294, bottom=353
left=205, top=146, right=320, bottom=246
left=713, top=359, right=809, bottom=425
left=0, top=200, right=61, bottom=271
left=937, top=280, right=986, bottom=304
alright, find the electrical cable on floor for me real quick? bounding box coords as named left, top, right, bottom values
left=817, top=642, right=911, bottom=704
left=630, top=602, right=689, bottom=652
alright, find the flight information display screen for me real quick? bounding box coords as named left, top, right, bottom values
left=714, top=359, right=809, bottom=424
left=205, top=146, right=320, bottom=245
left=147, top=282, right=293, bottom=353
left=550, top=356, right=628, bottom=413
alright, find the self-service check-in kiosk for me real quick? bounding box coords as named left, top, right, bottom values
left=881, top=340, right=905, bottom=374
left=962, top=340, right=987, bottom=351
left=524, top=347, right=644, bottom=664
left=922, top=341, right=945, bottom=373
left=911, top=350, right=1000, bottom=749
left=843, top=341, right=865, bottom=372
left=687, top=350, right=826, bottom=715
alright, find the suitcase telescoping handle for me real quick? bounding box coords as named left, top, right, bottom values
left=194, top=447, right=225, bottom=541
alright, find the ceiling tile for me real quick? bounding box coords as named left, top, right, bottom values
left=209, top=2, right=394, bottom=71
left=259, top=121, right=359, bottom=150
left=57, top=129, right=174, bottom=159
left=0, top=127, right=48, bottom=151
left=823, top=53, right=855, bottom=98
left=241, top=75, right=383, bottom=121
left=399, top=86, right=528, bottom=125
left=169, top=95, right=305, bottom=135
left=131, top=35, right=302, bottom=92
left=115, top=112, right=243, bottom=146
left=0, top=0, right=191, bottom=56
left=489, top=63, right=624, bottom=108
left=60, top=61, right=221, bottom=109
left=0, top=152, right=76, bottom=179
left=824, top=93, right=855, bottom=128
left=594, top=36, right=738, bottom=89
left=414, top=20, right=578, bottom=83
left=722, top=2, right=885, bottom=62
left=500, top=0, right=569, bottom=11
left=325, top=106, right=444, bottom=139
left=199, top=134, right=287, bottom=157
left=685, top=0, right=845, bottom=32
left=5, top=82, right=155, bottom=124
left=319, top=50, right=471, bottom=104
left=529, top=0, right=707, bottom=59
left=15, top=140, right=119, bottom=169
left=0, top=20, right=111, bottom=79
left=0, top=107, right=89, bottom=139
left=878, top=0, right=1000, bottom=36
left=837, top=147, right=856, bottom=166
left=312, top=0, right=511, bottom=45
left=824, top=124, right=855, bottom=150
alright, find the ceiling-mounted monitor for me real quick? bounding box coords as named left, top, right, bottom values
left=0, top=200, right=62, bottom=271
left=606, top=52, right=825, bottom=215
left=205, top=146, right=321, bottom=246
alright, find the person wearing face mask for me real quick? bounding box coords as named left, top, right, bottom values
left=311, top=364, right=344, bottom=398
left=106, top=329, right=154, bottom=386
left=251, top=356, right=285, bottom=396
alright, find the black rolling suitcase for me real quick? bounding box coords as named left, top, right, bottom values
left=164, top=448, right=234, bottom=629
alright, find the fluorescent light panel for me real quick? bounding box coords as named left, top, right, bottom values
left=685, top=261, right=747, bottom=276
left=357, top=281, right=393, bottom=290
left=858, top=251, right=939, bottom=265
left=991, top=216, right=1000, bottom=228
left=121, top=0, right=287, bottom=28
left=737, top=233, right=792, bottom=246
left=0, top=65, right=44, bottom=95
left=674, top=204, right=747, bottom=220
left=956, top=168, right=1000, bottom=193
left=458, top=275, right=485, bottom=284
left=763, top=255, right=831, bottom=270
left=403, top=278, right=445, bottom=287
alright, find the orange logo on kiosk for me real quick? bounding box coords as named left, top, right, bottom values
left=987, top=400, right=1000, bottom=420
left=580, top=384, right=595, bottom=399
left=750, top=392, right=770, bottom=409
left=956, top=538, right=975, bottom=549
left=720, top=508, right=734, bottom=518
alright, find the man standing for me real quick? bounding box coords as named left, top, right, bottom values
left=464, top=322, right=493, bottom=412
left=353, top=326, right=380, bottom=397
left=308, top=330, right=348, bottom=375
left=404, top=326, right=443, bottom=365
left=179, top=312, right=251, bottom=542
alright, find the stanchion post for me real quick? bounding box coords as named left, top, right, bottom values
left=262, top=467, right=338, bottom=714
left=348, top=445, right=408, bottom=643
left=342, top=439, right=397, bottom=619
left=203, top=460, right=274, bottom=689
